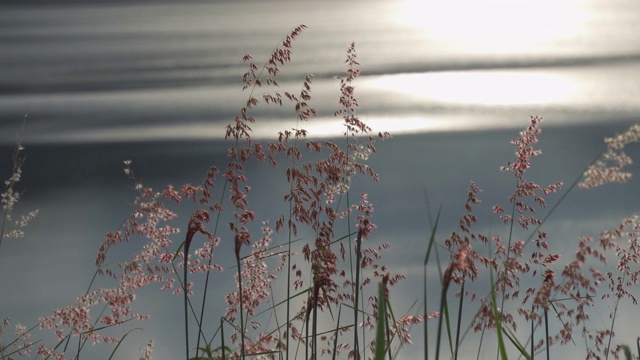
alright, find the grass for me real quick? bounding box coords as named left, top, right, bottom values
left=1, top=26, right=640, bottom=360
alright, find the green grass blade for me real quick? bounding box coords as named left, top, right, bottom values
left=502, top=326, right=532, bottom=360
left=434, top=245, right=446, bottom=360
left=454, top=282, right=465, bottom=360
left=443, top=295, right=453, bottom=355
left=621, top=345, right=632, bottom=360
left=424, top=205, right=441, bottom=360
left=107, top=328, right=140, bottom=360
left=424, top=206, right=442, bottom=266
left=332, top=304, right=344, bottom=360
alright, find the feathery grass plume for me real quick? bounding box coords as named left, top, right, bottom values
left=29, top=158, right=221, bottom=359
left=425, top=117, right=574, bottom=357
left=576, top=215, right=640, bottom=360
left=249, top=41, right=405, bottom=359
left=580, top=123, right=640, bottom=189
left=220, top=24, right=309, bottom=360
left=462, top=119, right=640, bottom=358
left=138, top=339, right=153, bottom=360
left=1, top=119, right=38, bottom=250
left=0, top=320, right=37, bottom=358
left=532, top=124, right=640, bottom=358
left=471, top=118, right=562, bottom=330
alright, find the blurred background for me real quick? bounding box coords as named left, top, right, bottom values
left=1, top=0, right=639, bottom=358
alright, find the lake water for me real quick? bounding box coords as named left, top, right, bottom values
left=1, top=1, right=640, bottom=359
left=2, top=0, right=640, bottom=143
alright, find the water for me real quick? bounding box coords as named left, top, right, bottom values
left=1, top=1, right=640, bottom=359
left=1, top=0, right=639, bottom=143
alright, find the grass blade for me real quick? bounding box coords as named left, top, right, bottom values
left=107, top=328, right=140, bottom=360
left=424, top=205, right=442, bottom=360
left=374, top=282, right=388, bottom=360
left=489, top=266, right=508, bottom=360
left=502, top=325, right=532, bottom=360
left=454, top=281, right=464, bottom=360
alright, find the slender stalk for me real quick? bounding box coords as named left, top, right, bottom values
left=341, top=75, right=357, bottom=359
left=490, top=267, right=508, bottom=360
left=353, top=230, right=362, bottom=358
left=236, top=256, right=246, bottom=360
left=196, top=178, right=227, bottom=357
left=498, top=177, right=519, bottom=325
left=285, top=112, right=302, bottom=360
left=286, top=192, right=293, bottom=360
left=544, top=309, right=549, bottom=360
left=331, top=305, right=343, bottom=360
left=423, top=204, right=441, bottom=360
left=531, top=303, right=534, bottom=360
left=605, top=273, right=624, bottom=360
left=435, top=281, right=448, bottom=360
left=221, top=317, right=226, bottom=360
left=423, top=261, right=429, bottom=360
left=305, top=308, right=310, bottom=360
left=312, top=292, right=318, bottom=360
left=476, top=327, right=486, bottom=360
left=385, top=304, right=392, bottom=360
left=454, top=281, right=465, bottom=360
left=184, top=252, right=189, bottom=360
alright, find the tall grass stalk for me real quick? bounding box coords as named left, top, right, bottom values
left=220, top=317, right=226, bottom=360
left=454, top=282, right=464, bottom=360
left=195, top=177, right=227, bottom=358
left=489, top=267, right=507, bottom=360
left=423, top=205, right=441, bottom=360
left=354, top=229, right=363, bottom=358
left=184, top=246, right=190, bottom=360
left=544, top=309, right=549, bottom=360
left=235, top=255, right=246, bottom=360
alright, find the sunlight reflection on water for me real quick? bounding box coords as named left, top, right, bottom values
left=367, top=70, right=579, bottom=107
left=395, top=0, right=591, bottom=54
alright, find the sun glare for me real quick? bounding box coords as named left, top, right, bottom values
left=395, top=0, right=589, bottom=53
left=366, top=69, right=579, bottom=107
